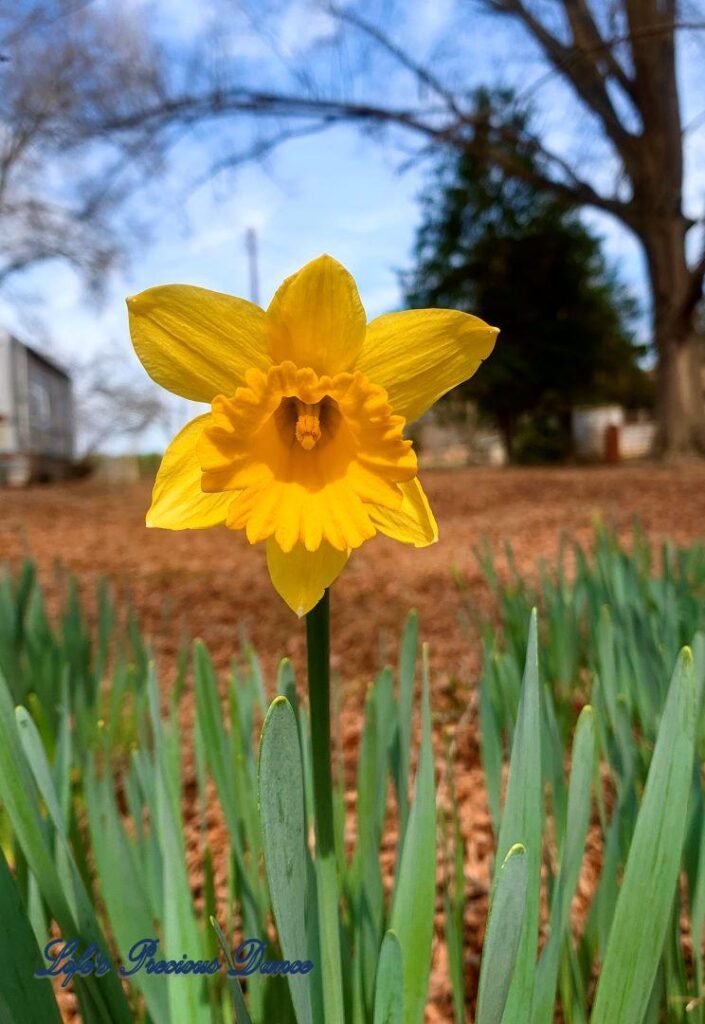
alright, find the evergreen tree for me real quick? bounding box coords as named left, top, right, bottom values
left=403, top=94, right=651, bottom=462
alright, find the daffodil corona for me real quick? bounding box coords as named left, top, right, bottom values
left=127, top=255, right=497, bottom=615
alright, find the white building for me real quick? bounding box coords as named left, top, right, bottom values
left=572, top=405, right=657, bottom=460
left=0, top=331, right=74, bottom=485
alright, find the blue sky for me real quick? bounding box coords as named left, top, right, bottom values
left=1, top=123, right=428, bottom=451
left=6, top=123, right=425, bottom=370
left=2, top=0, right=703, bottom=452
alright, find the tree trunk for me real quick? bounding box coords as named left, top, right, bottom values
left=655, top=328, right=705, bottom=458
left=642, top=219, right=705, bottom=458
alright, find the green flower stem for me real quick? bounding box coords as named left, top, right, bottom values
left=306, top=590, right=345, bottom=1023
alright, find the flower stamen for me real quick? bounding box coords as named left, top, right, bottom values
left=294, top=399, right=322, bottom=450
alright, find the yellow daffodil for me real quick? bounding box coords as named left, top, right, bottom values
left=127, top=255, right=497, bottom=615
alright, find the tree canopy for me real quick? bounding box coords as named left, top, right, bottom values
left=87, top=0, right=701, bottom=456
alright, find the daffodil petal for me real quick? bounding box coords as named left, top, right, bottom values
left=147, top=415, right=235, bottom=529
left=266, top=255, right=366, bottom=376
left=266, top=538, right=350, bottom=616
left=357, top=309, right=498, bottom=423
left=127, top=284, right=269, bottom=402
left=368, top=477, right=438, bottom=547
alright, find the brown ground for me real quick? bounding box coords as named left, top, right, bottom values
left=1, top=463, right=704, bottom=1022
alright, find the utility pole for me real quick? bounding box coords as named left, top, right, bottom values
left=245, top=227, right=260, bottom=306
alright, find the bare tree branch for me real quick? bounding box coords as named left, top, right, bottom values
left=0, top=0, right=167, bottom=291
left=483, top=0, right=638, bottom=159
left=96, top=84, right=630, bottom=222
left=329, top=4, right=466, bottom=119
left=193, top=119, right=337, bottom=184
left=515, top=16, right=705, bottom=104
left=566, top=0, right=637, bottom=101
left=72, top=343, right=172, bottom=455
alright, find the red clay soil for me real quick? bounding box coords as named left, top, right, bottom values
left=1, top=463, right=704, bottom=1022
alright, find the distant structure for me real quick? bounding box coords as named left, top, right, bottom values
left=0, top=331, right=74, bottom=485
left=572, top=406, right=656, bottom=462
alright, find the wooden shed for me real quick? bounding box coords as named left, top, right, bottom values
left=0, top=331, right=74, bottom=485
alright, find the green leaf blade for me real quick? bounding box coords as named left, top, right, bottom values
left=259, top=696, right=312, bottom=1024
left=373, top=930, right=404, bottom=1024
left=496, top=610, right=542, bottom=1022
left=476, top=843, right=529, bottom=1024
left=590, top=647, right=696, bottom=1024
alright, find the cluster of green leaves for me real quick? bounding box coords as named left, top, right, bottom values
left=0, top=528, right=703, bottom=1024
left=469, top=523, right=705, bottom=1023
left=0, top=564, right=439, bottom=1023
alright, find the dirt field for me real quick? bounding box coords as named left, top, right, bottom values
left=2, top=463, right=704, bottom=1021
left=2, top=463, right=704, bottom=684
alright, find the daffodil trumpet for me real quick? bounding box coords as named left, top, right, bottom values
left=127, top=253, right=497, bottom=616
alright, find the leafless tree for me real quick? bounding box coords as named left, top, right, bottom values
left=93, top=0, right=705, bottom=458
left=72, top=343, right=173, bottom=456
left=0, top=3, right=176, bottom=456
left=0, top=0, right=166, bottom=293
